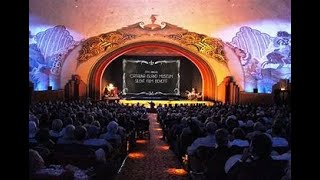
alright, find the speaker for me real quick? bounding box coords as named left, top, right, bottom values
left=253, top=88, right=258, bottom=93
left=48, top=86, right=52, bottom=90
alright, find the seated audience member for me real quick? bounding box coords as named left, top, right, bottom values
left=230, top=128, right=249, bottom=147
left=73, top=120, right=82, bottom=127
left=246, top=122, right=266, bottom=140
left=35, top=128, right=55, bottom=150
left=271, top=123, right=289, bottom=148
left=180, top=118, right=204, bottom=155
left=229, top=128, right=249, bottom=155
left=206, top=128, right=231, bottom=180
left=49, top=119, right=63, bottom=142
left=187, top=122, right=217, bottom=155
left=243, top=120, right=254, bottom=134
left=225, top=116, right=239, bottom=133
left=57, top=125, right=76, bottom=144
left=117, top=123, right=126, bottom=140
left=84, top=114, right=95, bottom=128
left=29, top=113, right=40, bottom=127
left=100, top=121, right=122, bottom=146
left=29, top=121, right=38, bottom=144
left=29, top=149, right=45, bottom=176
left=73, top=126, right=88, bottom=144
left=56, top=126, right=105, bottom=164
left=227, top=133, right=285, bottom=180
left=34, top=128, right=54, bottom=161
left=74, top=125, right=112, bottom=163
left=59, top=117, right=73, bottom=135
left=91, top=120, right=101, bottom=129
left=281, top=160, right=291, bottom=180
left=84, top=125, right=113, bottom=153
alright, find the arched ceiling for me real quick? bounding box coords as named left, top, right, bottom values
left=29, top=0, right=291, bottom=42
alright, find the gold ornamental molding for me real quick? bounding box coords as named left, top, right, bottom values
left=78, top=17, right=227, bottom=65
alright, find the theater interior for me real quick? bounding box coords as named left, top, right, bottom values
left=29, top=0, right=291, bottom=179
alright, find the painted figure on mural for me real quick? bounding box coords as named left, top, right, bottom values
left=29, top=44, right=51, bottom=90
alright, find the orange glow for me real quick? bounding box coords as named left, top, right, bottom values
left=166, top=168, right=188, bottom=176
left=157, top=135, right=163, bottom=139
left=158, top=145, right=170, bottom=151
left=154, top=128, right=162, bottom=131
left=281, top=87, right=286, bottom=91
left=128, top=152, right=145, bottom=159
left=136, top=139, right=148, bottom=144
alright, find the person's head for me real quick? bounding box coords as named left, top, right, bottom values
left=64, top=117, right=73, bottom=126
left=29, top=149, right=45, bottom=173
left=35, top=128, right=51, bottom=144
left=232, top=127, right=246, bottom=140
left=73, top=120, right=82, bottom=127
left=226, top=117, right=239, bottom=130
left=271, top=123, right=283, bottom=137
left=29, top=114, right=39, bottom=127
left=29, top=121, right=38, bottom=138
left=107, top=121, right=119, bottom=134
left=181, top=117, right=188, bottom=125
left=206, top=122, right=217, bottom=135
left=77, top=111, right=85, bottom=121
left=250, top=133, right=272, bottom=159
left=253, top=122, right=266, bottom=132
left=63, top=124, right=75, bottom=139
left=91, top=120, right=101, bottom=129
left=215, top=128, right=229, bottom=146
left=51, top=119, right=63, bottom=132
left=74, top=126, right=87, bottom=141
left=204, top=116, right=213, bottom=127
left=86, top=115, right=94, bottom=124
left=87, top=125, right=99, bottom=139
left=246, top=120, right=254, bottom=128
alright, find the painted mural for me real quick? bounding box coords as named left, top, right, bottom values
left=29, top=25, right=79, bottom=90
left=227, top=26, right=291, bottom=93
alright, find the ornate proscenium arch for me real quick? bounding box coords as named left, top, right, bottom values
left=66, top=21, right=235, bottom=101
left=88, top=41, right=217, bottom=100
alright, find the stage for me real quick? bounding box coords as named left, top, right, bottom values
left=118, top=99, right=214, bottom=107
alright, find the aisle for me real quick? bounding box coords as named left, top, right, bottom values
left=116, top=113, right=188, bottom=180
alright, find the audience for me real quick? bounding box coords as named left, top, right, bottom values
left=157, top=102, right=290, bottom=179
left=28, top=100, right=290, bottom=179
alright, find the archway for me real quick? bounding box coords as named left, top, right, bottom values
left=88, top=41, right=217, bottom=100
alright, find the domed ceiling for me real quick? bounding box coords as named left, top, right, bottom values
left=29, top=0, right=290, bottom=42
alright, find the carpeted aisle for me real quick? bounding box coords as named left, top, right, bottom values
left=116, top=113, right=188, bottom=180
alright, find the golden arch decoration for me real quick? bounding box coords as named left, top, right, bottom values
left=78, top=22, right=227, bottom=66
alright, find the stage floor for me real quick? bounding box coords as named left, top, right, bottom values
left=119, top=99, right=214, bottom=107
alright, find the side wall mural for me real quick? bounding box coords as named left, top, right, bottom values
left=29, top=25, right=80, bottom=90
left=226, top=27, right=291, bottom=93
left=29, top=25, right=290, bottom=94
